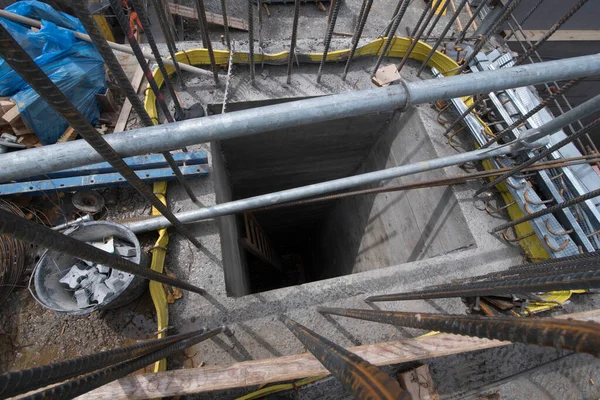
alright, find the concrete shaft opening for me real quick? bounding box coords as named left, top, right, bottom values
left=211, top=100, right=475, bottom=297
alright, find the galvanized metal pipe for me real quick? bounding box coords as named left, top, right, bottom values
left=2, top=54, right=600, bottom=183
left=0, top=9, right=212, bottom=78
left=417, top=0, right=470, bottom=77
left=284, top=318, right=407, bottom=399
left=318, top=307, right=600, bottom=357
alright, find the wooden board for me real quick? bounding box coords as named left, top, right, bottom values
left=78, top=309, right=600, bottom=399
left=168, top=3, right=249, bottom=31
left=399, top=365, right=439, bottom=400
left=113, top=65, right=144, bottom=133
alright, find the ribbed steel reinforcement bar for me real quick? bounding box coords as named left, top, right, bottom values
left=0, top=329, right=204, bottom=398
left=71, top=0, right=203, bottom=207
left=0, top=17, right=203, bottom=249
left=364, top=269, right=600, bottom=302
left=2, top=54, right=600, bottom=183
left=502, top=0, right=546, bottom=43
left=371, top=0, right=410, bottom=75
left=417, top=0, right=470, bottom=77
left=397, top=0, right=436, bottom=73
left=316, top=0, right=341, bottom=83
left=317, top=308, right=600, bottom=357
left=26, top=327, right=224, bottom=399
left=0, top=208, right=205, bottom=294
left=456, top=0, right=488, bottom=43
left=456, top=0, right=521, bottom=74
left=220, top=0, right=231, bottom=50
left=342, top=0, right=374, bottom=80
left=194, top=0, right=220, bottom=84
left=284, top=318, right=407, bottom=399
left=248, top=0, right=255, bottom=84
left=424, top=0, right=452, bottom=39
left=149, top=0, right=185, bottom=89
left=286, top=0, right=300, bottom=84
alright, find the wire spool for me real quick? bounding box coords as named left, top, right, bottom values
left=0, top=199, right=27, bottom=302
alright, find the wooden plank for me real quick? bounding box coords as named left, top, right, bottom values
left=57, top=126, right=77, bottom=143
left=398, top=365, right=439, bottom=400
left=168, top=3, right=249, bottom=31
left=79, top=309, right=600, bottom=400
left=2, top=105, right=20, bottom=124
left=113, top=66, right=144, bottom=133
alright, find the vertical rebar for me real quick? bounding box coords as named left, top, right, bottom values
left=149, top=0, right=185, bottom=89
left=341, top=0, right=374, bottom=81
left=221, top=0, right=231, bottom=50
left=511, top=0, right=590, bottom=66
left=424, top=0, right=452, bottom=39
left=371, top=0, right=410, bottom=76
left=382, top=0, right=403, bottom=38
left=396, top=0, right=437, bottom=73
left=502, top=0, right=546, bottom=43
left=456, top=0, right=521, bottom=74
left=316, top=0, right=341, bottom=83
left=442, top=95, right=486, bottom=136
left=129, top=0, right=184, bottom=117
left=0, top=7, right=204, bottom=249
left=284, top=318, right=408, bottom=399
left=194, top=0, right=220, bottom=84
left=248, top=0, right=255, bottom=84
left=286, top=0, right=300, bottom=84
left=418, top=0, right=470, bottom=76
left=72, top=0, right=205, bottom=207
left=456, top=0, right=488, bottom=42
left=110, top=0, right=175, bottom=123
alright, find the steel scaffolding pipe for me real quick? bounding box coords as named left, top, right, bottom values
left=2, top=53, right=599, bottom=183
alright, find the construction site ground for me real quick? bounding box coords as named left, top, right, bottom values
left=1, top=0, right=600, bottom=398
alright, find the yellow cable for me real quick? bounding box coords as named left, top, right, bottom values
left=236, top=376, right=327, bottom=400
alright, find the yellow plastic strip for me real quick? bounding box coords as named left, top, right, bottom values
left=149, top=181, right=170, bottom=372
left=235, top=375, right=327, bottom=400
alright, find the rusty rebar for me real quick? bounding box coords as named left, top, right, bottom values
left=456, top=0, right=488, bottom=42
left=194, top=0, right=220, bottom=84
left=424, top=0, right=452, bottom=39
left=287, top=0, right=300, bottom=84
left=318, top=307, right=600, bottom=357
left=371, top=0, right=410, bottom=76
left=342, top=0, right=374, bottom=80
left=284, top=318, right=408, bottom=399
left=397, top=0, right=436, bottom=73
left=364, top=269, right=600, bottom=302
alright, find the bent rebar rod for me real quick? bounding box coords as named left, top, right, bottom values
left=2, top=54, right=600, bottom=182
left=0, top=18, right=203, bottom=248
left=27, top=327, right=224, bottom=400
left=0, top=208, right=205, bottom=294
left=284, top=318, right=407, bottom=399
left=318, top=307, right=600, bottom=357
left=0, top=329, right=204, bottom=398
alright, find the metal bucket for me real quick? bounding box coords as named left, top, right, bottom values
left=31, top=221, right=149, bottom=315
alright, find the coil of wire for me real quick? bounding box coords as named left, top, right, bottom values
left=0, top=199, right=26, bottom=302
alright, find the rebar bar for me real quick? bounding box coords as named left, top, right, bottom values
left=27, top=327, right=224, bottom=399
left=194, top=0, right=220, bottom=84
left=3, top=53, right=600, bottom=183
left=72, top=0, right=203, bottom=207
left=364, top=268, right=600, bottom=302
left=456, top=0, right=521, bottom=74
left=442, top=95, right=486, bottom=136
left=287, top=0, right=301, bottom=84
left=502, top=0, right=546, bottom=43
left=476, top=114, right=600, bottom=196
left=109, top=0, right=176, bottom=123
left=424, top=0, right=452, bottom=39
left=248, top=0, right=255, bottom=84
left=510, top=0, right=590, bottom=67
left=381, top=0, right=403, bottom=38
left=129, top=0, right=184, bottom=117
left=371, top=0, right=410, bottom=76
left=456, top=0, right=488, bottom=42
left=418, top=0, right=470, bottom=76
left=0, top=208, right=204, bottom=294
left=149, top=0, right=185, bottom=89
left=482, top=78, right=583, bottom=147
left=0, top=329, right=203, bottom=398
left=316, top=0, right=341, bottom=83
left=342, top=0, right=374, bottom=80
left=220, top=0, right=231, bottom=50
left=0, top=16, right=204, bottom=249
left=284, top=318, right=407, bottom=399
left=318, top=307, right=600, bottom=357
left=397, top=0, right=438, bottom=73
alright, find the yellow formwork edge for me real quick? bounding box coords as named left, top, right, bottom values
left=149, top=181, right=170, bottom=372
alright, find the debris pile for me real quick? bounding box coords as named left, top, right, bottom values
left=58, top=237, right=136, bottom=308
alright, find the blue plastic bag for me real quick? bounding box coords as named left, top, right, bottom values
left=0, top=1, right=106, bottom=144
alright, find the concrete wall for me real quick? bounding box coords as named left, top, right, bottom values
left=315, top=108, right=475, bottom=279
